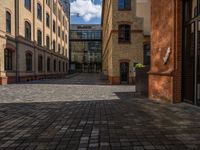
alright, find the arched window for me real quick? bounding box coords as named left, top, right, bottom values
left=37, top=29, right=42, bottom=46
left=38, top=55, right=43, bottom=72
left=53, top=40, right=56, bottom=51
left=46, top=13, right=50, bottom=27
left=4, top=49, right=13, bottom=71
left=118, top=0, right=131, bottom=10
left=47, top=57, right=51, bottom=72
left=54, top=59, right=56, bottom=72
left=58, top=61, right=61, bottom=72
left=46, top=36, right=50, bottom=49
left=24, top=0, right=31, bottom=11
left=25, top=21, right=31, bottom=40
left=6, top=11, right=11, bottom=33
left=118, top=24, right=131, bottom=43
left=46, top=0, right=50, bottom=6
left=53, top=20, right=56, bottom=33
left=37, top=3, right=42, bottom=20
left=26, top=52, right=32, bottom=71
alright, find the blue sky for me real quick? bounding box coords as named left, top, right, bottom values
left=70, top=0, right=102, bottom=24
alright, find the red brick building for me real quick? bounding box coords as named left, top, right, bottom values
left=149, top=0, right=200, bottom=105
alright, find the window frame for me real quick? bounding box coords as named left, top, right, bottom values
left=4, top=49, right=13, bottom=71
left=37, top=3, right=42, bottom=21
left=25, top=21, right=31, bottom=40
left=26, top=52, right=33, bottom=72
left=24, top=0, right=31, bottom=11
left=6, top=11, right=11, bottom=34
left=118, top=24, right=131, bottom=43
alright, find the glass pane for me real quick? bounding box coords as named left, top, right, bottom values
left=197, top=22, right=200, bottom=102
left=183, top=23, right=195, bottom=102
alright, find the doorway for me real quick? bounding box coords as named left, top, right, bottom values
left=183, top=0, right=200, bottom=105
left=120, top=62, right=129, bottom=84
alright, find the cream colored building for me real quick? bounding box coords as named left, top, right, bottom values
left=102, top=0, right=150, bottom=85
left=0, top=0, right=69, bottom=85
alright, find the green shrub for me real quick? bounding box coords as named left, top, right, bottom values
left=135, top=63, right=145, bottom=69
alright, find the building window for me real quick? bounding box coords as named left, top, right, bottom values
left=58, top=44, right=61, bottom=53
left=53, top=2, right=56, bottom=15
left=46, top=13, right=50, bottom=27
left=25, top=21, right=31, bottom=40
left=118, top=0, right=131, bottom=10
left=54, top=59, right=56, bottom=72
left=59, top=61, right=61, bottom=72
left=53, top=40, right=56, bottom=51
left=26, top=52, right=32, bottom=71
left=4, top=49, right=13, bottom=71
left=65, top=35, right=68, bottom=43
left=58, top=26, right=60, bottom=37
left=38, top=55, right=43, bottom=72
left=62, top=31, right=64, bottom=40
left=63, top=62, right=65, bottom=72
left=37, top=29, right=42, bottom=46
left=118, top=24, right=131, bottom=43
left=46, top=0, right=50, bottom=6
left=46, top=36, right=50, bottom=49
left=6, top=11, right=11, bottom=34
left=24, top=0, right=31, bottom=11
left=37, top=3, right=42, bottom=21
left=47, top=57, right=51, bottom=72
left=53, top=20, right=56, bottom=33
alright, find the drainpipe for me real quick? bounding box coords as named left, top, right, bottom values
left=15, top=0, right=19, bottom=82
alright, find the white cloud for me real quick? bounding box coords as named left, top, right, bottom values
left=70, top=0, right=102, bottom=22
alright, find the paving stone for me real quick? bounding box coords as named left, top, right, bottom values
left=0, top=73, right=200, bottom=149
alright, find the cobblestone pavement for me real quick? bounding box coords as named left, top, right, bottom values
left=0, top=73, right=200, bottom=150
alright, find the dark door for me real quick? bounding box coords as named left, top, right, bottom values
left=183, top=23, right=195, bottom=103
left=120, top=62, right=129, bottom=84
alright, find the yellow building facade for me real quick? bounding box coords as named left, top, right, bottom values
left=0, top=0, right=69, bottom=85
left=102, top=0, right=150, bottom=85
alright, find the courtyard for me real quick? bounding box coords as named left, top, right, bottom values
left=0, top=73, right=200, bottom=150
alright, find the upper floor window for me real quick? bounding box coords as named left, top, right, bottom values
left=6, top=11, right=11, bottom=33
left=118, top=24, right=131, bottom=43
left=26, top=52, right=32, bottom=71
left=25, top=21, right=31, bottom=40
left=58, top=26, right=60, bottom=37
left=53, top=40, right=56, bottom=51
left=46, top=36, right=50, bottom=49
left=37, top=29, right=42, bottom=46
left=118, top=0, right=131, bottom=10
left=46, top=13, right=50, bottom=27
left=4, top=49, right=13, bottom=71
left=46, top=0, right=50, bottom=7
left=53, top=2, right=57, bottom=15
left=53, top=20, right=56, bottom=33
left=37, top=3, right=42, bottom=21
left=25, top=0, right=31, bottom=11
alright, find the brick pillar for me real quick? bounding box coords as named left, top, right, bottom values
left=0, top=77, right=8, bottom=85
left=148, top=0, right=182, bottom=103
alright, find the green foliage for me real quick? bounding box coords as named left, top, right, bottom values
left=135, top=63, right=145, bottom=69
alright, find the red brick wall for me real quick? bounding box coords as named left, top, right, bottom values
left=149, top=0, right=182, bottom=103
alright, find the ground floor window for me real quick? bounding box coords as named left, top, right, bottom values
left=47, top=58, right=51, bottom=72
left=59, top=61, right=61, bottom=72
left=4, top=49, right=13, bottom=71
left=54, top=59, right=56, bottom=72
left=38, top=55, right=43, bottom=72
left=26, top=52, right=32, bottom=71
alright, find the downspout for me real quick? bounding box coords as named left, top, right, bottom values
left=15, top=0, right=19, bottom=82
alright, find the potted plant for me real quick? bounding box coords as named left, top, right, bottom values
left=135, top=63, right=150, bottom=96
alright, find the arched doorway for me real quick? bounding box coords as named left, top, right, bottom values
left=120, top=62, right=129, bottom=84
